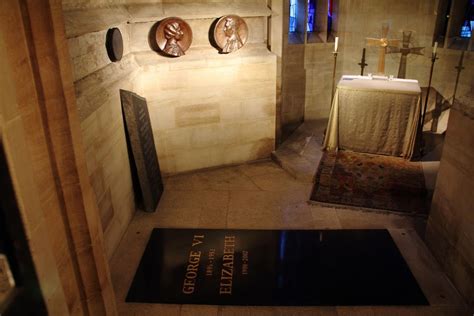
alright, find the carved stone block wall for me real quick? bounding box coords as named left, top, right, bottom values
left=74, top=61, right=138, bottom=258
left=63, top=0, right=277, bottom=256
left=0, top=32, right=70, bottom=315
left=2, top=1, right=119, bottom=313
left=425, top=102, right=474, bottom=308
left=135, top=46, right=276, bottom=174
left=281, top=44, right=305, bottom=139
left=65, top=8, right=138, bottom=259
left=301, top=0, right=473, bottom=121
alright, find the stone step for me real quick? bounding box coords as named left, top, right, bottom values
left=272, top=120, right=327, bottom=183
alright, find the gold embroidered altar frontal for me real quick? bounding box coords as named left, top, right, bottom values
left=323, top=76, right=422, bottom=159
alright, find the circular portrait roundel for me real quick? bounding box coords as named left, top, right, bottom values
left=155, top=17, right=193, bottom=57
left=214, top=15, right=248, bottom=54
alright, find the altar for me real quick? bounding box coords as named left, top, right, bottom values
left=323, top=75, right=422, bottom=159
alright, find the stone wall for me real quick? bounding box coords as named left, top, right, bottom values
left=65, top=9, right=138, bottom=258
left=280, top=0, right=305, bottom=141
left=0, top=26, right=70, bottom=316
left=130, top=3, right=276, bottom=174
left=425, top=96, right=474, bottom=308
left=268, top=0, right=284, bottom=143
left=64, top=0, right=277, bottom=255
left=62, top=0, right=266, bottom=11
left=135, top=46, right=276, bottom=174
left=304, top=0, right=440, bottom=120
left=334, top=0, right=472, bottom=111
left=281, top=0, right=473, bottom=121
left=281, top=44, right=306, bottom=138
left=304, top=43, right=340, bottom=120
left=2, top=1, right=118, bottom=313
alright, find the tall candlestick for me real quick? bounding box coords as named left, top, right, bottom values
left=330, top=51, right=338, bottom=106
left=358, top=48, right=368, bottom=76
left=453, top=51, right=465, bottom=105
left=433, top=42, right=438, bottom=55
left=420, top=51, right=439, bottom=155
left=334, top=37, right=339, bottom=52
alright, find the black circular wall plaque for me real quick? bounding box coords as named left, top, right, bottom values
left=106, top=27, right=123, bottom=62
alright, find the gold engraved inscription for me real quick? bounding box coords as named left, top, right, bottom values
left=206, top=249, right=216, bottom=276
left=242, top=250, right=249, bottom=275
left=182, top=234, right=205, bottom=294
left=219, top=235, right=235, bottom=295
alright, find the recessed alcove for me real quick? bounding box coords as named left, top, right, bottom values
left=0, top=0, right=473, bottom=314
left=64, top=1, right=277, bottom=258
left=64, top=4, right=474, bottom=307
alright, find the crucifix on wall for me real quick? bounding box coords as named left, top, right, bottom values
left=387, top=31, right=424, bottom=79
left=366, top=24, right=400, bottom=74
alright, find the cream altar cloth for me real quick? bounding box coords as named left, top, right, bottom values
left=323, top=75, right=421, bottom=159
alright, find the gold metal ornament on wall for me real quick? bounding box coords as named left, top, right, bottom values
left=155, top=17, right=193, bottom=57
left=213, top=15, right=248, bottom=54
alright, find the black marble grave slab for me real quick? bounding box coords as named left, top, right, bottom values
left=120, top=90, right=164, bottom=212
left=126, top=229, right=429, bottom=306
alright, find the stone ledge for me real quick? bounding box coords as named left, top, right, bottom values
left=73, top=43, right=275, bottom=121
left=64, top=3, right=271, bottom=38
left=453, top=93, right=474, bottom=120
left=133, top=44, right=276, bottom=68
left=272, top=120, right=327, bottom=183
left=74, top=54, right=140, bottom=121
left=64, top=7, right=130, bottom=38
left=127, top=3, right=272, bottom=23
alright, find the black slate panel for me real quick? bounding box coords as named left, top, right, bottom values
left=127, top=229, right=428, bottom=306
left=120, top=90, right=164, bottom=212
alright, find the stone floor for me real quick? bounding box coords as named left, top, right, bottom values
left=272, top=120, right=443, bottom=192
left=110, top=122, right=468, bottom=315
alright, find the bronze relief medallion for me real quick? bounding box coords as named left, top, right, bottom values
left=213, top=15, right=248, bottom=54
left=155, top=17, right=192, bottom=57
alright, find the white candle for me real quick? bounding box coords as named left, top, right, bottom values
left=335, top=37, right=339, bottom=52
left=433, top=42, right=438, bottom=55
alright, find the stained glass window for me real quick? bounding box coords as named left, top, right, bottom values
left=328, top=0, right=333, bottom=33
left=307, top=0, right=316, bottom=32
left=460, top=21, right=472, bottom=37
left=289, top=0, right=297, bottom=32
left=460, top=0, right=474, bottom=37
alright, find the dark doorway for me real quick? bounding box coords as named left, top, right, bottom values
left=0, top=143, right=47, bottom=316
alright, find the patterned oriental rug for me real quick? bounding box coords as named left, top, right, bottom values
left=310, top=150, right=430, bottom=216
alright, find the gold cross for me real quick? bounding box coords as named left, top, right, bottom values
left=366, top=24, right=400, bottom=74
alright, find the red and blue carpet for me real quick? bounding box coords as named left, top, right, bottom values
left=310, top=150, right=430, bottom=216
